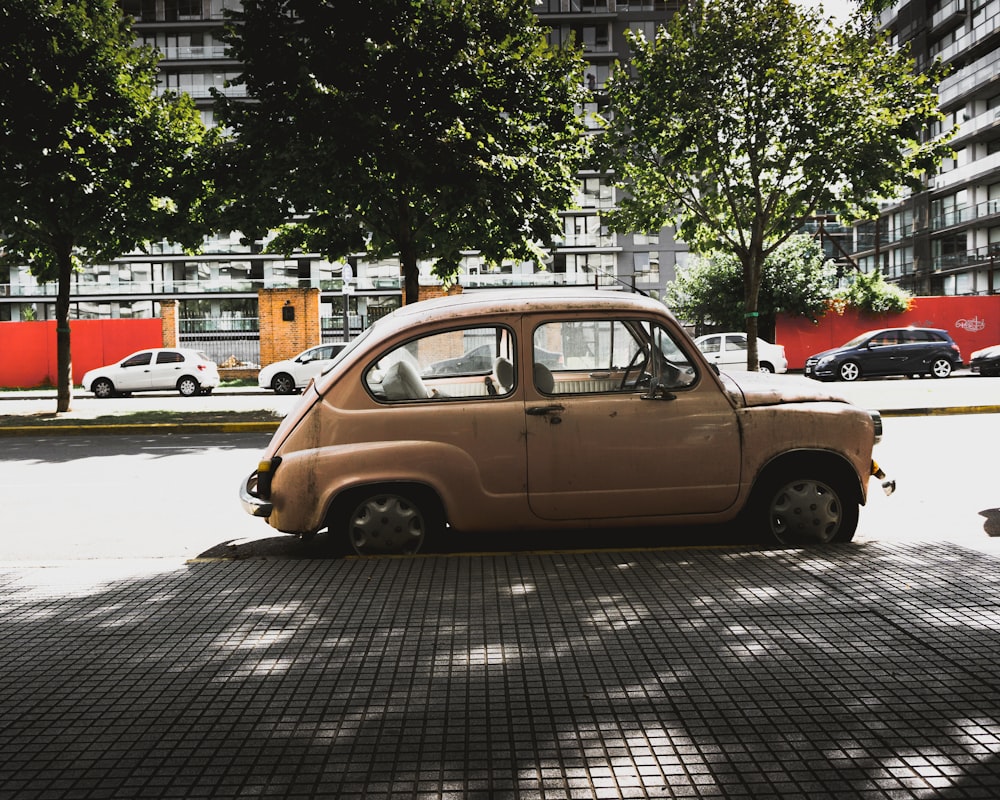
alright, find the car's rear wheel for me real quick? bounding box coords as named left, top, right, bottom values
left=92, top=378, right=115, bottom=398
left=177, top=376, right=200, bottom=397
left=930, top=358, right=953, bottom=379
left=838, top=361, right=861, bottom=382
left=271, top=372, right=296, bottom=394
left=758, top=362, right=775, bottom=373
left=753, top=470, right=858, bottom=546
left=339, top=489, right=441, bottom=556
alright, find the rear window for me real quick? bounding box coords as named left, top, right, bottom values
left=156, top=351, right=185, bottom=364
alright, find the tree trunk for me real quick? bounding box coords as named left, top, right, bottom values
left=55, top=244, right=74, bottom=413
left=399, top=237, right=420, bottom=306
left=742, top=248, right=764, bottom=372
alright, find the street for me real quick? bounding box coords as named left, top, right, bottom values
left=1, top=413, right=997, bottom=561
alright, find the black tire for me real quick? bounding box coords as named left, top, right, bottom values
left=338, top=488, right=442, bottom=556
left=271, top=372, right=296, bottom=394
left=758, top=362, right=775, bottom=373
left=92, top=378, right=115, bottom=398
left=838, top=361, right=861, bottom=382
left=930, top=358, right=952, bottom=379
left=177, top=376, right=200, bottom=397
left=752, top=469, right=858, bottom=546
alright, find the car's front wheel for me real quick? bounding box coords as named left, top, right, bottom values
left=838, top=361, right=861, bottom=382
left=91, top=378, right=115, bottom=398
left=930, top=358, right=953, bottom=379
left=758, top=362, right=775, bottom=373
left=337, top=489, right=442, bottom=556
left=270, top=372, right=296, bottom=394
left=177, top=376, right=200, bottom=397
left=753, top=470, right=858, bottom=546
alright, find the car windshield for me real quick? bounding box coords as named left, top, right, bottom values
left=841, top=333, right=872, bottom=348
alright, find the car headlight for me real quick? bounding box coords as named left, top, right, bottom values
left=817, top=355, right=835, bottom=367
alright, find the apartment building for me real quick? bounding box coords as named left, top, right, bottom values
left=849, top=0, right=1000, bottom=296
left=0, top=0, right=684, bottom=364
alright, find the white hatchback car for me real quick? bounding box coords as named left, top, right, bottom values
left=82, top=348, right=220, bottom=397
left=695, top=332, right=788, bottom=373
left=258, top=343, right=347, bottom=394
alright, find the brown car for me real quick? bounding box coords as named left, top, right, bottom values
left=241, top=289, right=891, bottom=554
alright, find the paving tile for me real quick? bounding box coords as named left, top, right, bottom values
left=2, top=542, right=1000, bottom=797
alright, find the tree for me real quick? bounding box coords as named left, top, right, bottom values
left=666, top=235, right=838, bottom=342
left=602, top=0, right=952, bottom=369
left=0, top=0, right=215, bottom=412
left=836, top=268, right=913, bottom=315
left=214, top=0, right=590, bottom=305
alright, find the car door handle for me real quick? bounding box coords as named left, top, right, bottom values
left=526, top=404, right=565, bottom=416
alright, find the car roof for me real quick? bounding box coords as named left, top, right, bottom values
left=378, top=288, right=670, bottom=333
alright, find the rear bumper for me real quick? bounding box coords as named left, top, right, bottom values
left=239, top=471, right=273, bottom=518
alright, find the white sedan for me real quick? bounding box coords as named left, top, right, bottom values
left=694, top=332, right=788, bottom=373
left=258, top=344, right=346, bottom=394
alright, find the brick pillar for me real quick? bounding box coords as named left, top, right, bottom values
left=415, top=284, right=463, bottom=304
left=160, top=299, right=179, bottom=347
left=258, top=288, right=322, bottom=367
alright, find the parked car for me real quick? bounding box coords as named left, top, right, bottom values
left=424, top=341, right=563, bottom=377
left=694, top=332, right=788, bottom=373
left=241, top=289, right=890, bottom=555
left=82, top=348, right=220, bottom=397
left=258, top=344, right=347, bottom=394
left=804, top=327, right=962, bottom=382
left=970, top=344, right=1000, bottom=377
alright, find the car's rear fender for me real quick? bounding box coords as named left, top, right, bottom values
left=265, top=439, right=531, bottom=535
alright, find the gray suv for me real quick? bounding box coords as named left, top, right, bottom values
left=804, top=327, right=962, bottom=381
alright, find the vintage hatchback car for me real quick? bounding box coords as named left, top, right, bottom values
left=241, top=289, right=890, bottom=554
left=82, top=348, right=220, bottom=397
left=804, top=327, right=962, bottom=381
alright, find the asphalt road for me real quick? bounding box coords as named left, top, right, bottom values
left=1, top=414, right=997, bottom=562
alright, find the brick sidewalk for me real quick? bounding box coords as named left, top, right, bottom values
left=3, top=542, right=1000, bottom=798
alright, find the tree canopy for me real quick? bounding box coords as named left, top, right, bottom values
left=0, top=0, right=215, bottom=411
left=602, top=0, right=952, bottom=369
left=215, top=0, right=591, bottom=304
left=666, top=236, right=838, bottom=341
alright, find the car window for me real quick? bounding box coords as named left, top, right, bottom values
left=905, top=330, right=937, bottom=343
left=122, top=353, right=152, bottom=368
left=532, top=318, right=696, bottom=395
left=869, top=332, right=900, bottom=347
left=365, top=326, right=515, bottom=402
left=724, top=334, right=748, bottom=352
left=155, top=351, right=184, bottom=364
left=698, top=335, right=720, bottom=354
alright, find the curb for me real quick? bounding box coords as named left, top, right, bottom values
left=0, top=421, right=281, bottom=437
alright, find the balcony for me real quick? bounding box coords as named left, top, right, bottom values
left=938, top=45, right=1000, bottom=108
left=927, top=150, right=1000, bottom=192
left=931, top=0, right=966, bottom=35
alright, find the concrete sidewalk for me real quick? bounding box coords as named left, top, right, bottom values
left=1, top=374, right=999, bottom=436
left=2, top=540, right=1000, bottom=798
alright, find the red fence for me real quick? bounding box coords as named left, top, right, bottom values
left=0, top=319, right=162, bottom=388
left=776, top=296, right=1000, bottom=370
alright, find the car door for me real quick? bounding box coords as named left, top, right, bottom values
left=293, top=345, right=337, bottom=385
left=720, top=333, right=750, bottom=371
left=149, top=350, right=187, bottom=389
left=525, top=316, right=742, bottom=521
left=114, top=351, right=154, bottom=391
left=860, top=330, right=905, bottom=375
